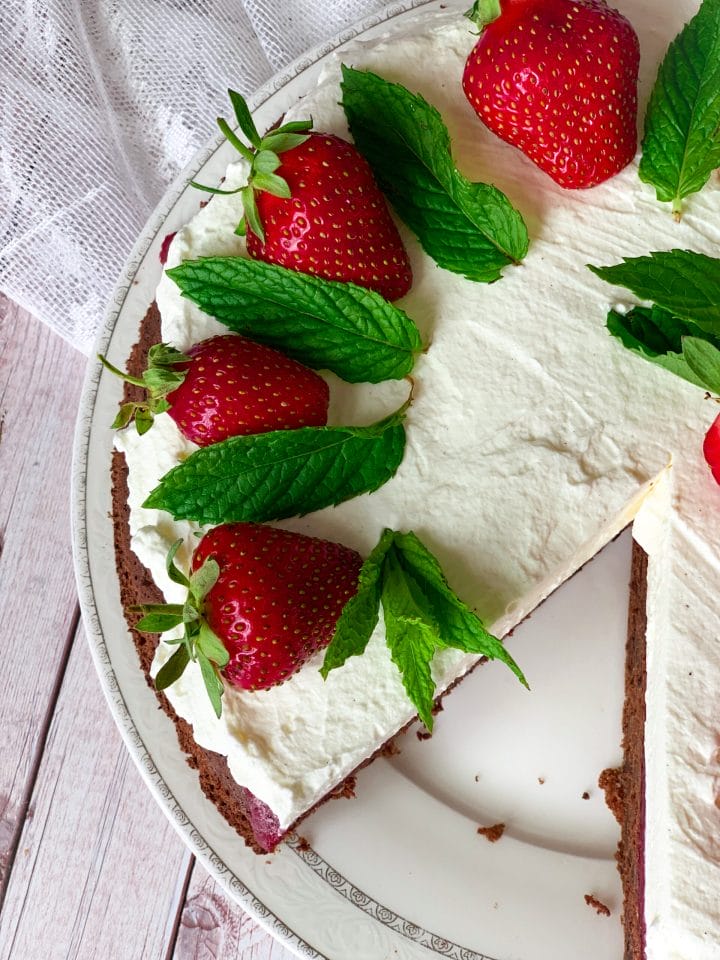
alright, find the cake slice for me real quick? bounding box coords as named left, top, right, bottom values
left=111, top=4, right=720, bottom=956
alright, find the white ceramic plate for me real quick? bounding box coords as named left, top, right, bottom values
left=72, top=3, right=630, bottom=957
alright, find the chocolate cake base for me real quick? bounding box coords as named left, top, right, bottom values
left=600, top=540, right=648, bottom=960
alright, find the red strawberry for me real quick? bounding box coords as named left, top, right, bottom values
left=101, top=334, right=329, bottom=445
left=462, top=0, right=640, bottom=189
left=703, top=414, right=720, bottom=485
left=138, top=524, right=362, bottom=714
left=193, top=90, right=412, bottom=301
left=191, top=523, right=362, bottom=691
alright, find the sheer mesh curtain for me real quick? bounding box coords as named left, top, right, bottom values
left=0, top=0, right=389, bottom=353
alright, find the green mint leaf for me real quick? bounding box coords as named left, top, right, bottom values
left=321, top=529, right=527, bottom=729
left=392, top=531, right=527, bottom=688
left=155, top=644, right=191, bottom=690
left=682, top=336, right=720, bottom=393
left=320, top=528, right=395, bottom=678
left=167, top=257, right=422, bottom=383
left=197, top=650, right=224, bottom=718
left=606, top=307, right=714, bottom=389
left=589, top=250, right=720, bottom=333
left=383, top=550, right=439, bottom=732
left=197, top=622, right=230, bottom=669
left=341, top=66, right=528, bottom=283
left=639, top=0, right=720, bottom=213
left=143, top=407, right=407, bottom=524
left=617, top=303, right=704, bottom=355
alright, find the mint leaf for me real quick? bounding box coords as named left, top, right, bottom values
left=589, top=250, right=720, bottom=333
left=391, top=532, right=527, bottom=687
left=321, top=529, right=526, bottom=730
left=341, top=66, right=528, bottom=283
left=143, top=407, right=407, bottom=524
left=639, top=0, right=720, bottom=214
left=682, top=336, right=720, bottom=393
left=607, top=307, right=718, bottom=389
left=167, top=257, right=422, bottom=383
left=319, top=528, right=395, bottom=678
left=383, top=551, right=439, bottom=731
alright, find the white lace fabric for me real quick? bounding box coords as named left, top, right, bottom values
left=0, top=0, right=389, bottom=353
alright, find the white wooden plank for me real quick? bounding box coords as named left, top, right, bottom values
left=0, top=622, right=192, bottom=960
left=0, top=297, right=86, bottom=893
left=172, top=864, right=298, bottom=960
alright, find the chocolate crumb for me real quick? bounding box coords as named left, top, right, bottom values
left=296, top=836, right=311, bottom=852
left=329, top=775, right=356, bottom=799
left=477, top=822, right=506, bottom=843
left=584, top=894, right=611, bottom=917
left=538, top=777, right=545, bottom=785
left=416, top=730, right=432, bottom=741
left=598, top=767, right=624, bottom=825
left=582, top=791, right=590, bottom=800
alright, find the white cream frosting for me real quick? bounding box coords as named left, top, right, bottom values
left=116, top=3, right=720, bottom=954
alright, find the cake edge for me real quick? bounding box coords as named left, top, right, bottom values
left=600, top=539, right=648, bottom=960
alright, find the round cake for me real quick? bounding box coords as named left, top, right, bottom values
left=111, top=2, right=720, bottom=957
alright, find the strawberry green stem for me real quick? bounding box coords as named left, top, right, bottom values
left=192, top=89, right=313, bottom=242
left=465, top=0, right=502, bottom=29
left=98, top=354, right=145, bottom=388
left=217, top=118, right=254, bottom=164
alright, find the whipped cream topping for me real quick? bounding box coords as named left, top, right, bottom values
left=116, top=3, right=720, bottom=954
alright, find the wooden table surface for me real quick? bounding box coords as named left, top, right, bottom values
left=0, top=295, right=296, bottom=959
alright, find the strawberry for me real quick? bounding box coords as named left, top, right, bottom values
left=462, top=0, right=640, bottom=189
left=136, top=524, right=362, bottom=714
left=703, top=414, right=720, bottom=485
left=100, top=334, right=329, bottom=444
left=192, top=90, right=412, bottom=301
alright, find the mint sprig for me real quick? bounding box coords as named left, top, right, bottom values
left=607, top=306, right=720, bottom=391
left=143, top=404, right=408, bottom=524
left=340, top=66, right=529, bottom=283
left=590, top=250, right=720, bottom=394
left=321, top=530, right=527, bottom=731
left=99, top=343, right=191, bottom=434
left=133, top=540, right=229, bottom=718
left=639, top=0, right=720, bottom=216
left=167, top=257, right=423, bottom=383
left=589, top=250, right=720, bottom=333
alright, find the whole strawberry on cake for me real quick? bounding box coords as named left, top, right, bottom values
left=110, top=1, right=720, bottom=959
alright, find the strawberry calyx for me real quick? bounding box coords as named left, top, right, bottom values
left=99, top=343, right=191, bottom=435
left=191, top=88, right=313, bottom=243
left=465, top=0, right=502, bottom=30
left=131, top=539, right=230, bottom=717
